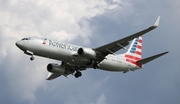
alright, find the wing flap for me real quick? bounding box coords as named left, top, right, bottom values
left=137, top=51, right=168, bottom=65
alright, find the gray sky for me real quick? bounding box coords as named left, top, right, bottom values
left=0, top=0, right=179, bottom=104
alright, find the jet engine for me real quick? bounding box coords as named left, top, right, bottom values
left=78, top=48, right=96, bottom=59
left=47, top=63, right=65, bottom=74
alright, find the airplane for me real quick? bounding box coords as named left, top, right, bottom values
left=16, top=16, right=168, bottom=80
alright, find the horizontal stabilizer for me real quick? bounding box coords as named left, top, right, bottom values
left=137, top=52, right=168, bottom=65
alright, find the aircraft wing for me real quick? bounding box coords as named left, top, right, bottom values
left=46, top=72, right=61, bottom=80
left=94, top=16, right=160, bottom=62
left=46, top=62, right=86, bottom=80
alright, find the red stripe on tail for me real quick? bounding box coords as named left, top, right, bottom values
left=125, top=55, right=141, bottom=61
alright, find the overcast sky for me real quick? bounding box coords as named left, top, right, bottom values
left=0, top=0, right=180, bottom=104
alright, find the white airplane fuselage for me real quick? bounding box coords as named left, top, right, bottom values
left=16, top=37, right=140, bottom=73
left=16, top=16, right=169, bottom=80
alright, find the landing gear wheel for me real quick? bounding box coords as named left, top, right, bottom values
left=75, top=71, right=82, bottom=78
left=30, top=56, right=34, bottom=61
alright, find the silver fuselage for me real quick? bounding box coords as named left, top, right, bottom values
left=16, top=37, right=140, bottom=72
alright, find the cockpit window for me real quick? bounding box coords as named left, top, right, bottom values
left=21, top=38, right=30, bottom=40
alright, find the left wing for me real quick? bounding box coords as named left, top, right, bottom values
left=94, top=16, right=160, bottom=62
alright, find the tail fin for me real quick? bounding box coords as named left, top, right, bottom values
left=124, top=36, right=168, bottom=67
left=124, top=36, right=142, bottom=67
left=125, top=36, right=142, bottom=61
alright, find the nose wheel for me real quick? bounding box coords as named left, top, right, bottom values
left=74, top=71, right=82, bottom=78
left=30, top=55, right=34, bottom=61
left=24, top=51, right=34, bottom=61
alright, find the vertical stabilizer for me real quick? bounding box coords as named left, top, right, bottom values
left=124, top=36, right=143, bottom=67
left=125, top=36, right=142, bottom=60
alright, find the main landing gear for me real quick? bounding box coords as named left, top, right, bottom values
left=86, top=59, right=100, bottom=69
left=74, top=71, right=82, bottom=78
left=93, top=62, right=100, bottom=69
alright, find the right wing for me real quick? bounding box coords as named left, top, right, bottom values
left=94, top=16, right=161, bottom=62
left=46, top=72, right=61, bottom=80
left=46, top=61, right=86, bottom=80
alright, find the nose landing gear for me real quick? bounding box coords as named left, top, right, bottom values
left=30, top=55, right=34, bottom=61
left=24, top=50, right=34, bottom=61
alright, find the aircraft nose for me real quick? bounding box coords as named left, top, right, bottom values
left=15, top=41, right=24, bottom=50
left=16, top=41, right=21, bottom=47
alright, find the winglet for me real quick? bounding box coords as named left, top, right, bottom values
left=154, top=16, right=160, bottom=27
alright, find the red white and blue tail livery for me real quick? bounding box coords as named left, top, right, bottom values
left=16, top=16, right=168, bottom=80
left=125, top=36, right=143, bottom=68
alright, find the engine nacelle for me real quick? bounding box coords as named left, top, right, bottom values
left=78, top=48, right=96, bottom=59
left=47, top=63, right=65, bottom=74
